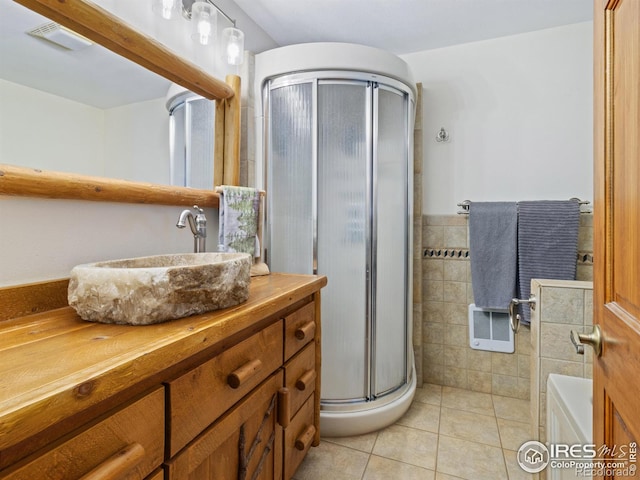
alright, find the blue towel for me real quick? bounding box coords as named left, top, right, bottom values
left=517, top=200, right=580, bottom=324
left=218, top=186, right=261, bottom=257
left=469, top=202, right=518, bottom=309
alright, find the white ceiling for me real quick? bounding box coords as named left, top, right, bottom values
left=233, top=0, right=593, bottom=55
left=0, top=0, right=593, bottom=109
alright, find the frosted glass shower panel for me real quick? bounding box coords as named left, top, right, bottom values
left=317, top=82, right=370, bottom=402
left=169, top=97, right=214, bottom=189
left=187, top=99, right=214, bottom=189
left=268, top=83, right=314, bottom=274
left=374, top=86, right=408, bottom=396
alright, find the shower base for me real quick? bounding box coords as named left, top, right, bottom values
left=319, top=363, right=417, bottom=437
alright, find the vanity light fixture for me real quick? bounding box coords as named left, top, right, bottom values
left=152, top=0, right=181, bottom=20
left=190, top=1, right=217, bottom=46
left=221, top=27, right=244, bottom=65
left=152, top=0, right=245, bottom=65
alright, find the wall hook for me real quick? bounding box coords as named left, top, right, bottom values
left=436, top=127, right=450, bottom=143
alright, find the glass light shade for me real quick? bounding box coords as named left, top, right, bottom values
left=151, top=0, right=180, bottom=20
left=222, top=27, right=244, bottom=65
left=191, top=1, right=217, bottom=46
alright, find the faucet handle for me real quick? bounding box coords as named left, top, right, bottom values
left=193, top=205, right=204, bottom=214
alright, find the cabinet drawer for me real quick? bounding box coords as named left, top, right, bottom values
left=165, top=372, right=283, bottom=480
left=284, top=342, right=315, bottom=418
left=284, top=302, right=316, bottom=361
left=167, top=321, right=283, bottom=456
left=4, top=387, right=164, bottom=480
left=284, top=395, right=315, bottom=480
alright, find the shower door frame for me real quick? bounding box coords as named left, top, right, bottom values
left=263, top=70, right=415, bottom=411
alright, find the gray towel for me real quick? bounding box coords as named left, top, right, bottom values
left=517, top=200, right=580, bottom=324
left=469, top=202, right=518, bottom=309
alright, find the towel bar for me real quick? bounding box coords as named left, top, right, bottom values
left=508, top=294, right=536, bottom=333
left=456, top=198, right=591, bottom=215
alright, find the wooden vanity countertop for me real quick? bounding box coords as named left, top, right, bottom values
left=0, top=273, right=327, bottom=452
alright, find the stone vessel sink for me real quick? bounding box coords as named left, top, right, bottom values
left=68, top=253, right=252, bottom=325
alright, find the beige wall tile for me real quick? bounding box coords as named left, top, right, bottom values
left=444, top=324, right=469, bottom=347
left=583, top=289, right=593, bottom=326
left=444, top=226, right=468, bottom=248
left=540, top=287, right=584, bottom=324
left=424, top=362, right=444, bottom=384
left=424, top=301, right=445, bottom=323
left=468, top=371, right=493, bottom=393
left=424, top=323, right=444, bottom=345
left=539, top=358, right=584, bottom=392
left=423, top=258, right=444, bottom=281
left=467, top=349, right=493, bottom=372
left=443, top=302, right=468, bottom=325
left=576, top=265, right=593, bottom=281
left=423, top=225, right=444, bottom=246
left=444, top=345, right=467, bottom=367
left=492, top=352, right=519, bottom=376
left=444, top=260, right=467, bottom=282
left=518, top=355, right=531, bottom=379
left=540, top=322, right=586, bottom=361
left=492, top=374, right=519, bottom=398
left=443, top=281, right=467, bottom=303
left=424, top=280, right=444, bottom=302
left=424, top=343, right=444, bottom=366
left=444, top=366, right=468, bottom=389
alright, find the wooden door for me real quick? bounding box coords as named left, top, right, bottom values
left=593, top=0, right=640, bottom=477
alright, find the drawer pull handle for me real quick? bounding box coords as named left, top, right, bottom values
left=79, top=442, right=145, bottom=480
left=295, top=425, right=316, bottom=451
left=295, top=321, right=315, bottom=341
left=227, top=358, right=263, bottom=389
left=278, top=387, right=291, bottom=428
left=295, top=370, right=316, bottom=392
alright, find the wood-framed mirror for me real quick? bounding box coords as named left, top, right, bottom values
left=0, top=0, right=241, bottom=208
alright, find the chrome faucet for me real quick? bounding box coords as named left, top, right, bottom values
left=176, top=205, right=207, bottom=253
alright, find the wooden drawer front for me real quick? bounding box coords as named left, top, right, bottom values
left=284, top=302, right=315, bottom=361
left=4, top=387, right=164, bottom=480
left=168, top=321, right=283, bottom=457
left=166, top=372, right=284, bottom=480
left=146, top=469, right=164, bottom=480
left=284, top=395, right=315, bottom=480
left=284, top=342, right=315, bottom=418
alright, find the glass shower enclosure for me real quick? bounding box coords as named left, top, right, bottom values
left=259, top=44, right=416, bottom=437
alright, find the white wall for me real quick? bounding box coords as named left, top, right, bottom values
left=103, top=98, right=170, bottom=185
left=0, top=198, right=219, bottom=286
left=0, top=80, right=169, bottom=184
left=0, top=79, right=105, bottom=177
left=402, top=22, right=593, bottom=215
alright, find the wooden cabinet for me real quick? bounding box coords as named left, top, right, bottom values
left=0, top=274, right=326, bottom=480
left=2, top=387, right=165, bottom=480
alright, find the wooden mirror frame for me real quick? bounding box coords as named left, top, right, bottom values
left=0, top=0, right=241, bottom=208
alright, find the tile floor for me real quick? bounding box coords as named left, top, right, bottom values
left=293, top=384, right=535, bottom=480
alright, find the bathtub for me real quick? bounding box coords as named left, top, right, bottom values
left=547, top=373, right=593, bottom=479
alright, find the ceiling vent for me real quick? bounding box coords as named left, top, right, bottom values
left=27, top=22, right=93, bottom=51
